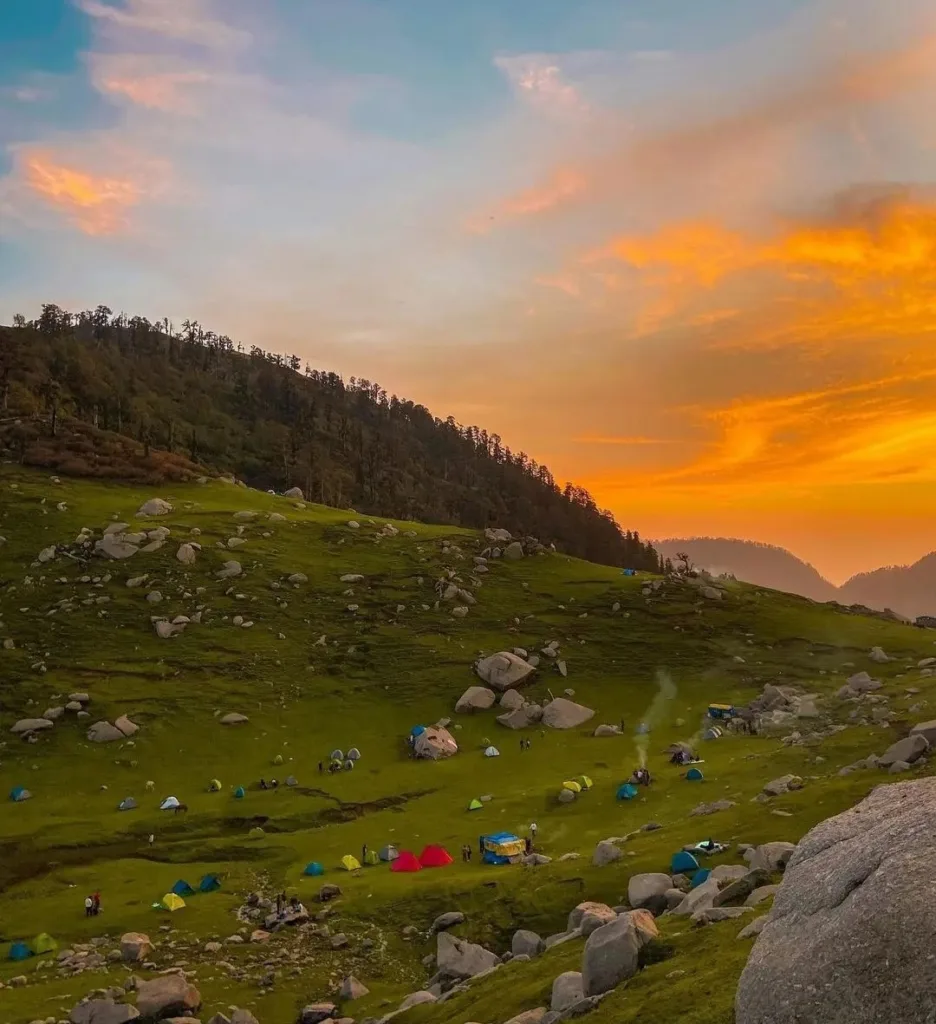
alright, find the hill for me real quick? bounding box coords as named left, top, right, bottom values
left=839, top=552, right=936, bottom=621
left=653, top=538, right=839, bottom=603
left=0, top=305, right=659, bottom=573
left=2, top=467, right=935, bottom=1024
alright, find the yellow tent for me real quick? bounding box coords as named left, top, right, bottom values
left=339, top=854, right=361, bottom=871
left=208, top=779, right=222, bottom=792
left=562, top=780, right=582, bottom=793
left=161, top=893, right=185, bottom=912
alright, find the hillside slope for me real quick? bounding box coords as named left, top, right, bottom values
left=839, top=553, right=936, bottom=621
left=2, top=469, right=935, bottom=1024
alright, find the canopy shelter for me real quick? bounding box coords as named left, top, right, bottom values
left=616, top=783, right=639, bottom=800
left=9, top=786, right=31, bottom=802
left=468, top=798, right=483, bottom=811
left=703, top=727, right=723, bottom=740
left=481, top=832, right=525, bottom=866
left=686, top=767, right=704, bottom=781
left=418, top=844, right=453, bottom=868
left=171, top=879, right=195, bottom=897
left=8, top=941, right=32, bottom=961
left=160, top=893, right=185, bottom=912
left=198, top=874, right=221, bottom=893
left=347, top=747, right=361, bottom=760
left=483, top=746, right=500, bottom=757
left=670, top=851, right=700, bottom=874
left=160, top=796, right=180, bottom=811
left=390, top=850, right=422, bottom=872
left=32, top=933, right=57, bottom=955
left=208, top=779, right=222, bottom=792
left=234, top=786, right=246, bottom=799
left=303, top=862, right=325, bottom=876
left=363, top=850, right=379, bottom=866
left=340, top=854, right=361, bottom=871
left=378, top=844, right=399, bottom=862
left=118, top=797, right=137, bottom=811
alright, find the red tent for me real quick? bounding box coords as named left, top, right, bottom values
left=391, top=849, right=423, bottom=873
left=418, top=844, right=453, bottom=868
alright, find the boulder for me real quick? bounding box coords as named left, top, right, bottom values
left=694, top=906, right=752, bottom=925
left=216, top=560, right=242, bottom=580
left=115, top=715, right=139, bottom=737
left=842, top=671, right=881, bottom=695
left=176, top=544, right=198, bottom=565
left=736, top=778, right=936, bottom=1024
left=504, top=542, right=525, bottom=560
left=593, top=724, right=622, bottom=737
left=567, top=901, right=613, bottom=932
left=429, top=911, right=465, bottom=934
left=87, top=721, right=126, bottom=743
left=744, top=842, right=796, bottom=873
left=551, top=972, right=584, bottom=1013
left=710, top=864, right=749, bottom=884
left=627, top=873, right=673, bottom=909
left=512, top=929, right=545, bottom=957
left=397, top=991, right=437, bottom=1012
left=338, top=975, right=369, bottom=1001
left=297, top=1003, right=338, bottom=1024
left=691, top=799, right=737, bottom=816
left=485, top=528, right=512, bottom=543
left=455, top=686, right=496, bottom=713
left=503, top=1011, right=546, bottom=1024
left=138, top=499, right=172, bottom=517
left=120, top=932, right=153, bottom=962
left=541, top=698, right=595, bottom=730
left=230, top=1012, right=259, bottom=1024
left=878, top=734, right=929, bottom=768
left=581, top=914, right=641, bottom=996
left=413, top=725, right=458, bottom=759
left=557, top=788, right=576, bottom=803
left=497, top=705, right=542, bottom=730
left=70, top=999, right=140, bottom=1024
left=745, top=885, right=779, bottom=907
left=435, top=932, right=499, bottom=980
left=475, top=651, right=536, bottom=692
left=96, top=535, right=140, bottom=559
left=909, top=720, right=936, bottom=746
left=499, top=689, right=526, bottom=711
left=580, top=905, right=617, bottom=937
left=284, top=487, right=304, bottom=499
left=737, top=916, right=768, bottom=940
left=135, top=974, right=201, bottom=1020
left=287, top=573, right=308, bottom=584
left=673, top=876, right=721, bottom=916
left=220, top=712, right=249, bottom=725
left=763, top=775, right=804, bottom=797
left=44, top=706, right=65, bottom=721
left=10, top=718, right=54, bottom=735
left=630, top=908, right=660, bottom=945
left=592, top=841, right=622, bottom=867
left=869, top=646, right=890, bottom=663
left=713, top=870, right=771, bottom=908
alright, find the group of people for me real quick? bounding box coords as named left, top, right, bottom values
left=670, top=749, right=696, bottom=766
left=519, top=738, right=533, bottom=750
left=319, top=760, right=353, bottom=773
left=631, top=767, right=652, bottom=786
left=274, top=892, right=304, bottom=917
left=259, top=778, right=279, bottom=790
left=83, top=891, right=102, bottom=917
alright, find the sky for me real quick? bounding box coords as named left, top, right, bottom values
left=2, top=0, right=936, bottom=583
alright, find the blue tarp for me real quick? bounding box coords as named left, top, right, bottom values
left=410, top=725, right=426, bottom=737
left=671, top=851, right=700, bottom=874
left=686, top=767, right=704, bottom=781
left=622, top=568, right=636, bottom=576
left=616, top=783, right=639, bottom=800
left=8, top=941, right=31, bottom=961
left=691, top=868, right=711, bottom=888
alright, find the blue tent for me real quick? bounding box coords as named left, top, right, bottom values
left=410, top=725, right=426, bottom=737
left=303, top=861, right=324, bottom=876
left=671, top=851, right=700, bottom=874
left=616, top=783, right=639, bottom=800
left=686, top=767, right=704, bottom=781
left=9, top=786, right=30, bottom=802
left=233, top=786, right=245, bottom=799
left=199, top=874, right=221, bottom=893
left=171, top=879, right=195, bottom=897
left=622, top=568, right=637, bottom=576
left=635, top=723, right=650, bottom=735
left=8, top=941, right=31, bottom=961
left=691, top=868, right=711, bottom=888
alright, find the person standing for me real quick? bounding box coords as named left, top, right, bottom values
left=530, top=822, right=538, bottom=845
left=92, top=891, right=101, bottom=916
left=84, top=895, right=93, bottom=918
left=362, top=843, right=368, bottom=863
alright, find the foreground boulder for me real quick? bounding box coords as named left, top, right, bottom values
left=455, top=686, right=496, bottom=713
left=736, top=778, right=936, bottom=1024
left=436, top=931, right=499, bottom=980
left=541, top=697, right=595, bottom=730
left=135, top=974, right=201, bottom=1019
left=627, top=873, right=673, bottom=909
left=120, top=932, right=153, bottom=962
left=70, top=999, right=139, bottom=1024
left=475, top=651, right=536, bottom=691
left=581, top=913, right=641, bottom=996
left=878, top=734, right=929, bottom=768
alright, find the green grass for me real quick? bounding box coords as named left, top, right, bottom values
left=1, top=468, right=933, bottom=1023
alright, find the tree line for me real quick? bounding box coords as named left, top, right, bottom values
left=0, top=304, right=663, bottom=571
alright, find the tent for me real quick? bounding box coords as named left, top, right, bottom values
left=635, top=723, right=651, bottom=735
left=483, top=746, right=500, bottom=757
left=562, top=780, right=582, bottom=793
left=707, top=704, right=737, bottom=720
left=32, top=933, right=58, bottom=955
left=378, top=844, right=399, bottom=863
left=9, top=786, right=31, bottom=802
left=363, top=850, right=379, bottom=866
left=670, top=851, right=700, bottom=874
left=303, top=862, right=324, bottom=877
left=160, top=796, right=180, bottom=810
left=285, top=775, right=298, bottom=787
left=703, top=727, right=722, bottom=741
left=419, top=844, right=453, bottom=868
left=208, top=779, right=222, bottom=792
left=616, top=783, right=639, bottom=800
left=330, top=748, right=344, bottom=760
left=8, top=941, right=31, bottom=961
left=575, top=775, right=593, bottom=790
left=160, top=893, right=185, bottom=912
left=686, top=767, right=704, bottom=781
left=347, top=747, right=361, bottom=760
left=410, top=726, right=426, bottom=737
left=273, top=754, right=284, bottom=765
left=343, top=760, right=355, bottom=771
left=340, top=854, right=361, bottom=871
left=622, top=568, right=637, bottom=576
left=468, top=798, right=483, bottom=811
left=198, top=874, right=221, bottom=893
left=391, top=850, right=422, bottom=872
left=118, top=797, right=137, bottom=811
left=172, top=879, right=195, bottom=897
left=481, top=832, right=525, bottom=865
left=248, top=826, right=265, bottom=839
left=234, top=786, right=246, bottom=799
left=691, top=868, right=711, bottom=888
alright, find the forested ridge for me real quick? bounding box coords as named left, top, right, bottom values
left=0, top=303, right=661, bottom=570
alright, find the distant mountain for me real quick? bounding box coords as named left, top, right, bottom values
left=839, top=553, right=936, bottom=621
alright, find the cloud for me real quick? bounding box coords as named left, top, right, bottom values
left=88, top=54, right=213, bottom=113
left=494, top=54, right=589, bottom=117
left=467, top=167, right=588, bottom=233
left=75, top=0, right=251, bottom=51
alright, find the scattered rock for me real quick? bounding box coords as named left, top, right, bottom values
left=87, top=721, right=126, bottom=743
left=11, top=718, right=54, bottom=735
left=338, top=976, right=369, bottom=1001
left=512, top=930, right=545, bottom=958
left=135, top=974, right=201, bottom=1020
left=878, top=734, right=929, bottom=768
left=455, top=687, right=496, bottom=713
left=592, top=841, right=622, bottom=867
left=220, top=713, right=249, bottom=726
left=138, top=499, right=172, bottom=517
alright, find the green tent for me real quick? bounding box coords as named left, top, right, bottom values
left=248, top=826, right=265, bottom=839
left=363, top=850, right=379, bottom=866
left=32, top=933, right=57, bottom=955
left=468, top=798, right=483, bottom=811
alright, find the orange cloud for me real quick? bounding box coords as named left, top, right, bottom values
left=467, top=167, right=587, bottom=233
left=95, top=69, right=211, bottom=113
left=19, top=150, right=149, bottom=235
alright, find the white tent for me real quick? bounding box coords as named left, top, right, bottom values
left=160, top=796, right=180, bottom=810
left=484, top=745, right=500, bottom=757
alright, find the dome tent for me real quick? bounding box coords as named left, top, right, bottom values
left=692, top=868, right=711, bottom=888
left=562, top=780, right=582, bottom=793
left=208, top=779, right=222, bottom=792
left=616, top=783, right=639, bottom=800
left=391, top=850, right=422, bottom=872
left=347, top=747, right=361, bottom=760
left=248, top=826, right=265, bottom=839
left=172, top=879, right=195, bottom=897
left=10, top=786, right=31, bottom=802
left=363, top=850, right=379, bottom=866
left=468, top=798, right=483, bottom=811
left=418, top=844, right=453, bottom=868
left=686, top=767, right=704, bottom=781
left=671, top=851, right=700, bottom=874
left=160, top=796, right=180, bottom=810
left=340, top=854, right=361, bottom=871
left=303, top=862, right=325, bottom=877
left=32, top=933, right=57, bottom=955
left=330, top=749, right=344, bottom=761
left=575, top=775, right=593, bottom=790
left=233, top=786, right=246, bottom=799
left=483, top=746, right=500, bottom=757
left=378, top=844, right=399, bottom=862
left=118, top=796, right=137, bottom=811
left=8, top=941, right=31, bottom=961
left=199, top=874, right=221, bottom=892
left=285, top=775, right=298, bottom=787
left=160, top=893, right=185, bottom=912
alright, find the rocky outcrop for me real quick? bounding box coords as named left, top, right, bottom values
left=435, top=931, right=499, bottom=980
left=475, top=652, right=536, bottom=692
left=541, top=698, right=595, bottom=730
left=736, top=778, right=936, bottom=1024
left=135, top=974, right=201, bottom=1020
left=455, top=686, right=496, bottom=713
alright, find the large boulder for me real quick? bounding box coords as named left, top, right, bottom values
left=120, top=932, right=153, bottom=962
left=87, top=721, right=126, bottom=743
left=430, top=911, right=465, bottom=934
left=338, top=975, right=369, bottom=1000
left=541, top=698, right=595, bottom=730
left=176, top=543, right=198, bottom=565
left=567, top=901, right=613, bottom=933
left=627, top=873, right=673, bottom=909
left=592, top=841, right=622, bottom=867
left=512, top=929, right=545, bottom=957
left=878, top=734, right=929, bottom=767
left=763, top=775, right=804, bottom=797
left=551, top=972, right=585, bottom=1013
left=138, top=499, right=172, bottom=517
left=736, top=778, right=936, bottom=1024
left=70, top=1000, right=140, bottom=1024
left=414, top=725, right=458, bottom=760
left=579, top=905, right=617, bottom=937
left=455, top=686, right=496, bottom=713
left=284, top=487, right=304, bottom=499
left=497, top=704, right=543, bottom=730
left=135, top=974, right=201, bottom=1019
left=581, top=913, right=642, bottom=996
left=909, top=720, right=936, bottom=746
left=744, top=842, right=796, bottom=873
left=500, top=689, right=526, bottom=711
left=475, top=652, right=536, bottom=692
left=672, top=876, right=721, bottom=916
left=435, top=931, right=499, bottom=980
left=10, top=718, right=54, bottom=735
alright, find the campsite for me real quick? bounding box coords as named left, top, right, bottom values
left=1, top=469, right=933, bottom=1024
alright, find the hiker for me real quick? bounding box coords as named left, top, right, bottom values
left=276, top=892, right=284, bottom=916
left=148, top=834, right=155, bottom=846
left=524, top=836, right=532, bottom=855
left=461, top=844, right=469, bottom=863
left=530, top=822, right=538, bottom=842
left=260, top=778, right=268, bottom=790
left=478, top=836, right=484, bottom=857
left=362, top=844, right=368, bottom=863
left=526, top=738, right=532, bottom=749
left=466, top=844, right=472, bottom=862
left=92, top=891, right=101, bottom=916
left=270, top=778, right=279, bottom=789
left=620, top=718, right=625, bottom=733
left=84, top=895, right=94, bottom=918
left=318, top=761, right=323, bottom=773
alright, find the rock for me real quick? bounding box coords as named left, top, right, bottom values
left=736, top=778, right=936, bottom=1024
left=745, top=885, right=779, bottom=907
left=284, top=487, right=304, bottom=499
left=398, top=992, right=436, bottom=1012
left=592, top=841, right=622, bottom=867
left=593, top=724, right=622, bottom=737
left=499, top=689, right=525, bottom=711
left=557, top=788, right=576, bottom=803
left=842, top=671, right=882, bottom=695
left=763, top=775, right=804, bottom=797
left=909, top=720, right=936, bottom=746
left=522, top=853, right=552, bottom=866
left=693, top=906, right=751, bottom=925
left=216, top=561, right=242, bottom=580
left=96, top=535, right=140, bottom=559
left=329, top=933, right=349, bottom=949
left=43, top=706, right=65, bottom=721
left=435, top=932, right=499, bottom=980
left=340, top=574, right=364, bottom=583
left=512, top=930, right=545, bottom=957
left=713, top=870, right=771, bottom=908
left=339, top=976, right=369, bottom=1000
left=503, top=1011, right=546, bottom=1024
left=413, top=725, right=458, bottom=759
left=737, top=916, right=768, bottom=940
left=878, top=734, right=929, bottom=767
left=154, top=620, right=184, bottom=639
left=485, top=528, right=512, bottom=543
left=287, top=573, right=308, bottom=584
left=673, top=876, right=721, bottom=916
left=430, top=912, right=465, bottom=934
left=497, top=705, right=542, bottom=730
left=744, top=842, right=796, bottom=873
left=455, top=686, right=496, bottom=713
left=869, top=646, right=890, bottom=663
left=87, top=721, right=125, bottom=743
left=135, top=975, right=201, bottom=1019
left=504, top=542, right=525, bottom=560
left=475, top=651, right=536, bottom=691
left=176, top=544, right=198, bottom=565
left=297, top=1003, right=338, bottom=1024
left=230, top=1012, right=259, bottom=1024
left=120, top=932, right=153, bottom=962
left=889, top=760, right=912, bottom=773
left=11, top=718, right=54, bottom=735
left=581, top=914, right=641, bottom=997
left=138, top=499, right=172, bottom=517
left=541, top=698, right=595, bottom=730
left=220, top=713, right=249, bottom=725
left=69, top=999, right=140, bottom=1024
left=114, top=715, right=139, bottom=737
left=550, top=972, right=584, bottom=1013
left=691, top=799, right=737, bottom=816
left=579, top=906, right=617, bottom=937
left=627, top=873, right=673, bottom=909
left=38, top=544, right=56, bottom=563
